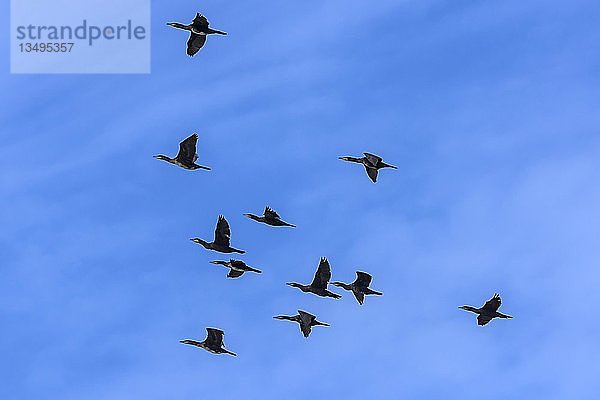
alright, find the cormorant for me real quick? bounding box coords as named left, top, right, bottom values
left=286, top=257, right=341, bottom=299
left=459, top=293, right=513, bottom=326
left=180, top=327, right=236, bottom=356
left=243, top=206, right=296, bottom=227
left=167, top=13, right=227, bottom=57
left=332, top=271, right=383, bottom=305
left=153, top=133, right=211, bottom=170
left=210, top=259, right=261, bottom=278
left=191, top=215, right=245, bottom=254
left=273, top=310, right=330, bottom=338
left=339, top=152, right=397, bottom=183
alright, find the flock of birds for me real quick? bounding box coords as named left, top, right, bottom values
left=158, top=12, right=514, bottom=357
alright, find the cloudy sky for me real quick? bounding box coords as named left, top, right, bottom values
left=2, top=0, right=600, bottom=399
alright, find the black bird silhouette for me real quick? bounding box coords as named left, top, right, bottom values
left=286, top=257, right=341, bottom=299
left=339, top=152, right=397, bottom=183
left=191, top=215, right=245, bottom=254
left=167, top=13, right=227, bottom=56
left=332, top=271, right=383, bottom=305
left=180, top=327, right=236, bottom=356
left=459, top=293, right=513, bottom=326
left=273, top=310, right=330, bottom=338
left=243, top=206, right=295, bottom=227
left=154, top=133, right=211, bottom=170
left=210, top=259, right=261, bottom=278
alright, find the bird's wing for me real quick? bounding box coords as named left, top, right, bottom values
left=365, top=166, right=378, bottom=183
left=310, top=257, right=332, bottom=289
left=300, top=323, right=312, bottom=337
left=193, top=13, right=209, bottom=28
left=353, top=290, right=365, bottom=305
left=206, top=328, right=224, bottom=347
left=227, top=269, right=244, bottom=278
left=477, top=314, right=493, bottom=326
left=298, top=310, right=316, bottom=323
left=354, top=271, right=372, bottom=287
left=482, top=293, right=501, bottom=313
left=363, top=152, right=382, bottom=167
left=186, top=33, right=207, bottom=57
left=298, top=311, right=315, bottom=337
left=214, top=215, right=231, bottom=246
left=264, top=206, right=281, bottom=220
left=229, top=259, right=247, bottom=270
left=175, top=133, right=198, bottom=163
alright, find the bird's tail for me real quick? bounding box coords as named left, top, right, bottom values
left=222, top=349, right=237, bottom=357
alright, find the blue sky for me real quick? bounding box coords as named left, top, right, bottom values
left=2, top=0, right=600, bottom=399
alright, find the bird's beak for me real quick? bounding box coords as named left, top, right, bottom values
left=209, top=261, right=219, bottom=264
left=153, top=155, right=160, bottom=158
left=242, top=213, right=251, bottom=218
left=190, top=238, right=200, bottom=243
left=285, top=283, right=293, bottom=287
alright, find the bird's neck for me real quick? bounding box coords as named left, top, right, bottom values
left=195, top=239, right=210, bottom=248
left=333, top=282, right=352, bottom=290
left=168, top=22, right=189, bottom=30
left=213, top=260, right=228, bottom=266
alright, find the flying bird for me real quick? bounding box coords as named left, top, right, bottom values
left=459, top=293, right=513, bottom=326
left=332, top=271, right=383, bottom=305
left=210, top=259, right=261, bottom=278
left=180, top=327, right=236, bottom=356
left=191, top=215, right=245, bottom=254
left=273, top=310, right=330, bottom=338
left=286, top=257, right=341, bottom=299
left=339, top=152, right=397, bottom=183
left=243, top=206, right=296, bottom=227
left=153, top=133, right=211, bottom=170
left=167, top=12, right=227, bottom=57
